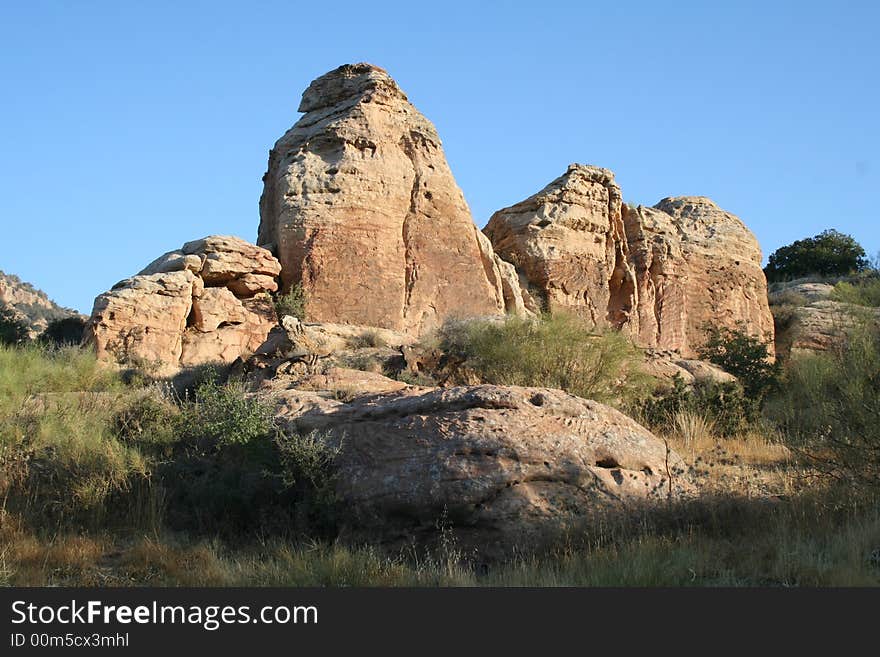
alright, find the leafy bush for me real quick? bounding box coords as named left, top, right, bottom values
left=830, top=277, right=880, bottom=307
left=639, top=375, right=760, bottom=437
left=0, top=304, right=29, bottom=346
left=40, top=316, right=86, bottom=346
left=766, top=316, right=880, bottom=489
left=176, top=378, right=275, bottom=448
left=699, top=323, right=779, bottom=399
left=274, top=284, right=306, bottom=321
left=764, top=229, right=870, bottom=282
left=277, top=430, right=340, bottom=535
left=165, top=378, right=339, bottom=536
left=437, top=313, right=651, bottom=405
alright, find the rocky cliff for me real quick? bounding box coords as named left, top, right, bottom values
left=257, top=63, right=523, bottom=335
left=0, top=270, right=81, bottom=338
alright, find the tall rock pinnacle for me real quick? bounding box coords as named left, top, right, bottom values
left=258, top=63, right=519, bottom=335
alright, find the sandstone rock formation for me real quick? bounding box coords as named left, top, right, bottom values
left=84, top=236, right=281, bottom=375
left=485, top=165, right=774, bottom=357
left=632, top=196, right=773, bottom=356
left=273, top=384, right=690, bottom=556
left=258, top=63, right=523, bottom=335
left=778, top=300, right=880, bottom=358
left=484, top=165, right=634, bottom=327
left=643, top=351, right=737, bottom=387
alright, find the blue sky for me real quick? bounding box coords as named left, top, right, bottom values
left=1, top=1, right=877, bottom=313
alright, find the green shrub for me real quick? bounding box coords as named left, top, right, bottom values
left=0, top=304, right=29, bottom=346
left=39, top=316, right=86, bottom=346
left=766, top=316, right=880, bottom=489
left=274, top=284, right=306, bottom=321
left=830, top=278, right=880, bottom=307
left=277, top=430, right=340, bottom=535
left=699, top=323, right=779, bottom=399
left=639, top=375, right=760, bottom=438
left=437, top=313, right=651, bottom=405
left=176, top=378, right=275, bottom=448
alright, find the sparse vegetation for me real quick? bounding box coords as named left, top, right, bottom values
left=766, top=315, right=880, bottom=490
left=830, top=277, right=880, bottom=307
left=274, top=283, right=306, bottom=320
left=347, top=328, right=387, bottom=349
left=436, top=313, right=651, bottom=405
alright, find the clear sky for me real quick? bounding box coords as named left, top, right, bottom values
left=2, top=1, right=877, bottom=313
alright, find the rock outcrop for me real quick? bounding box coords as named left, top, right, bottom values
left=485, top=165, right=774, bottom=357
left=0, top=270, right=82, bottom=338
left=258, top=63, right=519, bottom=335
left=484, top=165, right=634, bottom=327
left=777, top=300, right=880, bottom=358
left=84, top=236, right=281, bottom=375
left=273, top=384, right=689, bottom=556
left=632, top=196, right=773, bottom=356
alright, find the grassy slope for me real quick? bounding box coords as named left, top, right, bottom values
left=1, top=344, right=879, bottom=587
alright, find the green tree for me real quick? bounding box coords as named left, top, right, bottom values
left=764, top=229, right=869, bottom=282
left=0, top=304, right=29, bottom=346
left=698, top=323, right=779, bottom=400
left=40, top=316, right=86, bottom=346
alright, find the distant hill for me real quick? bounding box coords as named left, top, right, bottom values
left=0, top=270, right=82, bottom=338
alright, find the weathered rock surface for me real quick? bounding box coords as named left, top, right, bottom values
left=643, top=351, right=737, bottom=387
left=783, top=300, right=880, bottom=357
left=257, top=63, right=514, bottom=335
left=635, top=197, right=774, bottom=356
left=484, top=165, right=633, bottom=326
left=259, top=366, right=408, bottom=399
left=84, top=236, right=280, bottom=375
left=485, top=166, right=774, bottom=357
left=273, top=384, right=689, bottom=555
left=769, top=282, right=834, bottom=305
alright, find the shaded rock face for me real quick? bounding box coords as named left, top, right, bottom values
left=258, top=63, right=514, bottom=335
left=273, top=384, right=689, bottom=556
left=486, top=166, right=774, bottom=357
left=84, top=236, right=281, bottom=375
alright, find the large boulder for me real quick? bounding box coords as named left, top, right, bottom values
left=84, top=236, right=280, bottom=375
left=485, top=165, right=774, bottom=357
left=273, top=384, right=690, bottom=556
left=257, top=63, right=524, bottom=335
